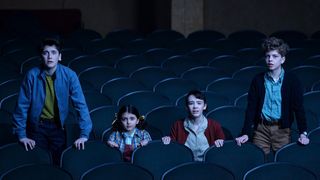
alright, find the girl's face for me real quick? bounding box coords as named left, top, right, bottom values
left=121, top=112, right=139, bottom=133
left=187, top=95, right=207, bottom=119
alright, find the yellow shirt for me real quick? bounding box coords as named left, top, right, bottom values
left=40, top=75, right=59, bottom=120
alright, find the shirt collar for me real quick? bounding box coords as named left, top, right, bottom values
left=122, top=128, right=143, bottom=138
left=265, top=68, right=285, bottom=83
left=184, top=115, right=208, bottom=132
left=40, top=64, right=59, bottom=80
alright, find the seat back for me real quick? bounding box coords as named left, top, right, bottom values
left=234, top=93, right=248, bottom=109
left=0, top=123, right=17, bottom=146
left=145, top=106, right=186, bottom=136
left=188, top=30, right=225, bottom=42
left=289, top=65, right=320, bottom=92
left=162, top=162, right=235, bottom=180
left=117, top=91, right=171, bottom=115
left=204, top=141, right=265, bottom=180
left=0, top=78, right=21, bottom=102
left=115, top=55, right=154, bottom=75
left=303, top=91, right=320, bottom=118
left=207, top=106, right=245, bottom=139
left=275, top=142, right=320, bottom=178
left=243, top=162, right=317, bottom=180
left=132, top=140, right=193, bottom=180
left=80, top=162, right=153, bottom=180
left=0, top=93, right=18, bottom=113
left=60, top=141, right=122, bottom=180
left=187, top=48, right=222, bottom=65
left=232, top=66, right=266, bottom=81
left=146, top=29, right=184, bottom=47
left=209, top=55, right=250, bottom=76
left=181, top=66, right=226, bottom=90
left=78, top=66, right=124, bottom=89
left=89, top=105, right=118, bottom=140
left=68, top=55, right=109, bottom=75
left=130, top=67, right=176, bottom=90
left=143, top=48, right=175, bottom=66
left=0, top=164, right=72, bottom=180
left=206, top=77, right=249, bottom=102
left=83, top=91, right=113, bottom=111
left=154, top=78, right=199, bottom=103
left=100, top=77, right=146, bottom=104
left=161, top=55, right=199, bottom=76
left=0, top=143, right=51, bottom=175
left=308, top=127, right=320, bottom=144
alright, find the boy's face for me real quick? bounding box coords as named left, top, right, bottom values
left=41, top=45, right=61, bottom=71
left=186, top=95, right=207, bottom=119
left=265, top=50, right=285, bottom=71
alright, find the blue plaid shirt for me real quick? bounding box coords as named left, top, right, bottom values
left=108, top=128, right=152, bottom=152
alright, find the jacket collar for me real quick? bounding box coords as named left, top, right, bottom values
left=39, top=64, right=60, bottom=80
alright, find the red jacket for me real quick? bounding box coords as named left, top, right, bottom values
left=170, top=118, right=225, bottom=145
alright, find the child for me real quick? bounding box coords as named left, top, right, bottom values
left=162, top=90, right=225, bottom=161
left=107, top=105, right=152, bottom=161
left=13, top=38, right=92, bottom=166
left=235, top=37, right=309, bottom=156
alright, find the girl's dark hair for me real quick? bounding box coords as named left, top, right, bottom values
left=261, top=37, right=289, bottom=57
left=111, top=105, right=146, bottom=132
left=185, top=90, right=207, bottom=106
left=40, top=38, right=62, bottom=53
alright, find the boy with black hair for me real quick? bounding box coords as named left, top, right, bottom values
left=13, top=38, right=92, bottom=165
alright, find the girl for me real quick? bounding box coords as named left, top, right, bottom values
left=107, top=105, right=152, bottom=161
left=162, top=90, right=225, bottom=161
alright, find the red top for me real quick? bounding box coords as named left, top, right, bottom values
left=123, top=144, right=134, bottom=162
left=170, top=118, right=225, bottom=145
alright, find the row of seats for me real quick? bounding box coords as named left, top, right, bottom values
left=1, top=90, right=319, bottom=143
left=1, top=86, right=319, bottom=114
left=1, top=29, right=320, bottom=80
left=1, top=46, right=320, bottom=77
left=0, top=31, right=319, bottom=122
left=0, top=162, right=317, bottom=180
left=1, top=28, right=319, bottom=49
left=1, top=48, right=320, bottom=79
left=0, top=140, right=319, bottom=180
left=1, top=89, right=320, bottom=146
left=1, top=53, right=320, bottom=112
left=1, top=72, right=320, bottom=113
left=2, top=29, right=320, bottom=52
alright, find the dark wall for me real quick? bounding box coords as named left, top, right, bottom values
left=0, top=10, right=82, bottom=35
left=204, top=0, right=320, bottom=36
left=137, top=0, right=171, bottom=34
left=0, top=0, right=171, bottom=36
left=0, top=0, right=320, bottom=36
